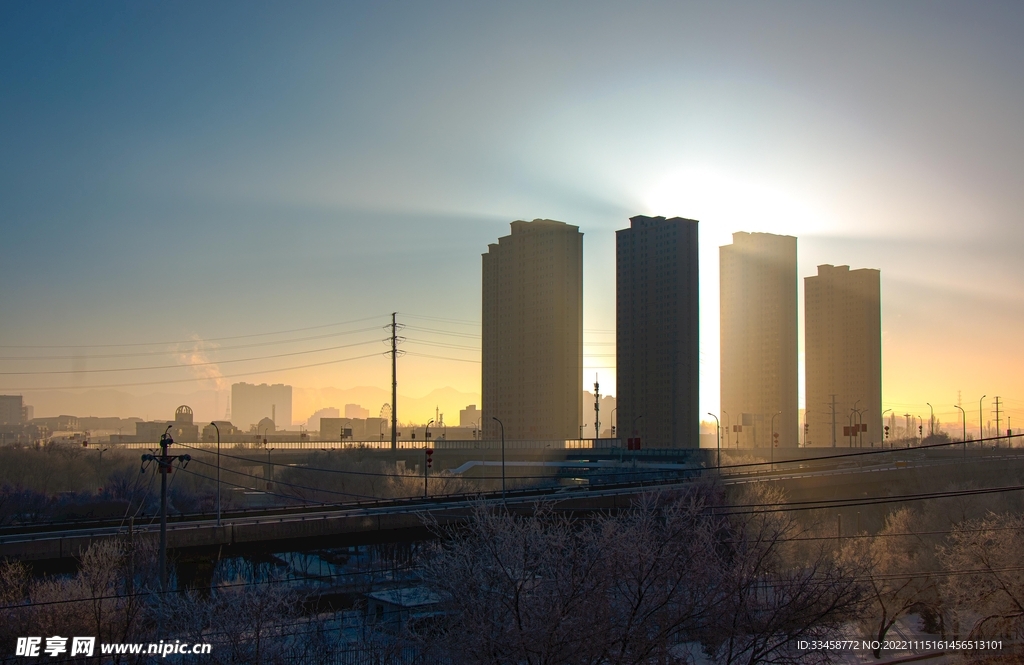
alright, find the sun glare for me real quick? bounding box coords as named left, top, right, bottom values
left=643, top=167, right=839, bottom=241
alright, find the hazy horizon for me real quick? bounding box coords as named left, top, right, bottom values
left=4, top=2, right=1024, bottom=436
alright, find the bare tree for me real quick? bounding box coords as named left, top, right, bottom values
left=703, top=486, right=863, bottom=664
left=420, top=484, right=862, bottom=665
left=939, top=512, right=1024, bottom=644
left=838, top=507, right=936, bottom=658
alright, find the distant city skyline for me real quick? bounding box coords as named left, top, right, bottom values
left=3, top=3, right=1024, bottom=435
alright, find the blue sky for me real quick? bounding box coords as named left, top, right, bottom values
left=2, top=1, right=1024, bottom=429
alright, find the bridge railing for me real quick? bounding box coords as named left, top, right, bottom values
left=85, top=438, right=622, bottom=451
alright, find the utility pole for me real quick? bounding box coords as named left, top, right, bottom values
left=141, top=426, right=190, bottom=593
left=593, top=374, right=601, bottom=440
left=829, top=395, right=838, bottom=448
left=904, top=413, right=911, bottom=445
left=994, top=396, right=1002, bottom=448
left=389, top=313, right=402, bottom=451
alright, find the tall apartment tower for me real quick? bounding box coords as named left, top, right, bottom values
left=804, top=264, right=881, bottom=447
left=482, top=219, right=583, bottom=440
left=616, top=216, right=700, bottom=448
left=720, top=232, right=798, bottom=448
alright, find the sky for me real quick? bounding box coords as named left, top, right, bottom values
left=2, top=1, right=1024, bottom=432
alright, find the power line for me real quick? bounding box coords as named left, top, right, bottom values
left=401, top=313, right=480, bottom=327
left=403, top=325, right=480, bottom=339
left=405, top=352, right=480, bottom=364
left=402, top=338, right=481, bottom=351
left=0, top=325, right=385, bottom=361
left=0, top=352, right=383, bottom=391
left=0, top=339, right=382, bottom=375
left=0, top=314, right=390, bottom=349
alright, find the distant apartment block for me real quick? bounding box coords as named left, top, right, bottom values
left=231, top=382, right=293, bottom=431
left=459, top=405, right=481, bottom=428
left=805, top=264, right=882, bottom=447
left=616, top=216, right=700, bottom=448
left=321, top=417, right=386, bottom=441
left=345, top=404, right=370, bottom=419
left=306, top=407, right=340, bottom=431
left=482, top=219, right=583, bottom=440
left=0, top=395, right=24, bottom=426
left=720, top=232, right=798, bottom=448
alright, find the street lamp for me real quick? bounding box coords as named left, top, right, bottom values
left=610, top=407, right=618, bottom=439
left=708, top=412, right=721, bottom=473
left=979, top=395, right=986, bottom=445
left=926, top=403, right=934, bottom=438
left=210, top=422, right=221, bottom=526
left=425, top=419, right=434, bottom=441
left=379, top=419, right=386, bottom=442
left=492, top=417, right=505, bottom=500
left=770, top=412, right=780, bottom=472
left=264, top=441, right=275, bottom=490
left=855, top=409, right=868, bottom=448
left=632, top=415, right=643, bottom=435
left=954, top=405, right=966, bottom=460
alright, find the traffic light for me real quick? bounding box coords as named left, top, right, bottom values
left=425, top=448, right=434, bottom=469
left=773, top=432, right=779, bottom=448
left=918, top=425, right=923, bottom=436
left=884, top=425, right=890, bottom=439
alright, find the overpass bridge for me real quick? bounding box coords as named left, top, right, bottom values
left=4, top=444, right=1022, bottom=565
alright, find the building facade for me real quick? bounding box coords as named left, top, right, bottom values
left=616, top=215, right=700, bottom=448
left=0, top=395, right=24, bottom=426
left=231, top=382, right=293, bottom=432
left=804, top=264, right=882, bottom=447
left=482, top=219, right=583, bottom=440
left=720, top=232, right=798, bottom=448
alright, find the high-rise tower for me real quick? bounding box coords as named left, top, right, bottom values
left=616, top=215, right=700, bottom=448
left=804, top=264, right=881, bottom=447
left=720, top=232, right=798, bottom=448
left=482, top=219, right=583, bottom=440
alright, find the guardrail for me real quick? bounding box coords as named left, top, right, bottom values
left=85, top=438, right=617, bottom=451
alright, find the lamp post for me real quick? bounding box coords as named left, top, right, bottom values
left=425, top=419, right=433, bottom=441
left=926, top=403, right=934, bottom=438
left=610, top=407, right=618, bottom=439
left=708, top=412, right=721, bottom=473
left=770, top=412, right=780, bottom=472
left=954, top=405, right=966, bottom=460
left=492, top=417, right=505, bottom=500
left=723, top=410, right=730, bottom=449
left=379, top=419, right=386, bottom=442
left=979, top=395, right=986, bottom=446
left=264, top=442, right=275, bottom=490
left=210, top=422, right=221, bottom=526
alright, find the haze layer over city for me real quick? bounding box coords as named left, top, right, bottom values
left=3, top=2, right=1024, bottom=439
